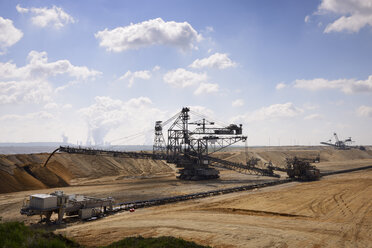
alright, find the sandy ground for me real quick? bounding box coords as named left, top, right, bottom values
left=1, top=147, right=372, bottom=247
left=55, top=169, right=372, bottom=248
left=0, top=168, right=278, bottom=223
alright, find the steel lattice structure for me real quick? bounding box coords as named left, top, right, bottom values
left=161, top=107, right=248, bottom=180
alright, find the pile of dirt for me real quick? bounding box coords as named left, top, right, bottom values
left=0, top=153, right=174, bottom=194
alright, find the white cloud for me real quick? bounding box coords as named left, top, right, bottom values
left=0, top=50, right=101, bottom=104
left=0, top=17, right=23, bottom=53
left=79, top=96, right=164, bottom=145
left=304, top=15, right=310, bottom=23
left=194, top=83, right=219, bottom=95
left=0, top=80, right=52, bottom=104
left=16, top=4, right=28, bottom=14
left=232, top=102, right=303, bottom=123
left=315, top=0, right=372, bottom=33
left=294, top=75, right=372, bottom=94
left=15, top=51, right=99, bottom=79
left=95, top=18, right=202, bottom=52
left=304, top=114, right=322, bottom=120
left=163, top=68, right=207, bottom=88
left=119, top=70, right=151, bottom=88
left=232, top=99, right=244, bottom=107
left=189, top=53, right=237, bottom=69
left=0, top=51, right=101, bottom=80
left=152, top=65, right=160, bottom=71
left=275, top=82, right=287, bottom=90
left=357, top=105, right=372, bottom=117
left=16, top=4, right=75, bottom=29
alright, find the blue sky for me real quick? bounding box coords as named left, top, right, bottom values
left=0, top=0, right=371, bottom=146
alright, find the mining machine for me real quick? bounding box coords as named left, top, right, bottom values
left=154, top=107, right=249, bottom=180
left=285, top=156, right=321, bottom=181
left=267, top=156, right=321, bottom=181
left=321, top=132, right=365, bottom=150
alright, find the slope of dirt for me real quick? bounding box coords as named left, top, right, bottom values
left=0, top=153, right=174, bottom=194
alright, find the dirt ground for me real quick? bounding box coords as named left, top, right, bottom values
left=56, top=169, right=372, bottom=248
left=0, top=147, right=372, bottom=247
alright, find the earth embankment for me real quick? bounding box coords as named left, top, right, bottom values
left=0, top=153, right=174, bottom=193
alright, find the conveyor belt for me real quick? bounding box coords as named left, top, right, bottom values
left=115, top=179, right=291, bottom=210
left=206, top=156, right=280, bottom=178
left=321, top=165, right=372, bottom=176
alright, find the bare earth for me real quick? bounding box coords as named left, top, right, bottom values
left=0, top=147, right=372, bottom=247
left=55, top=170, right=372, bottom=248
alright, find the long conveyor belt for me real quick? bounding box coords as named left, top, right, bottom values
left=115, top=179, right=291, bottom=210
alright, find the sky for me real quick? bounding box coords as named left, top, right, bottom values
left=0, top=0, right=371, bottom=146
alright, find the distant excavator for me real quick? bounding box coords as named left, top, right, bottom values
left=320, top=132, right=365, bottom=150
left=266, top=155, right=321, bottom=181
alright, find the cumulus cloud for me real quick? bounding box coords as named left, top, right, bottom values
left=0, top=51, right=101, bottom=80
left=79, top=96, right=164, bottom=145
left=357, top=105, right=372, bottom=117
left=0, top=80, right=52, bottom=104
left=232, top=102, right=303, bottom=123
left=0, top=50, right=101, bottom=104
left=16, top=4, right=75, bottom=29
left=189, top=53, right=237, bottom=69
left=119, top=70, right=151, bottom=88
left=232, top=99, right=244, bottom=107
left=314, top=0, right=372, bottom=33
left=163, top=68, right=208, bottom=88
left=95, top=18, right=202, bottom=52
left=294, top=75, right=372, bottom=94
left=194, top=83, right=219, bottom=95
left=275, top=82, right=287, bottom=90
left=0, top=17, right=23, bottom=53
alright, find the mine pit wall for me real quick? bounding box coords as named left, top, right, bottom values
left=0, top=153, right=174, bottom=194
left=0, top=147, right=372, bottom=194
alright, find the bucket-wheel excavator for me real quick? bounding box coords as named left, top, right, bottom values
left=152, top=107, right=279, bottom=180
